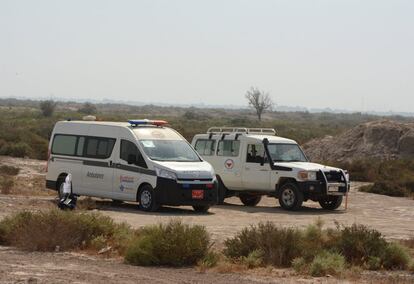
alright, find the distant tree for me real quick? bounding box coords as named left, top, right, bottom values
left=39, top=100, right=57, bottom=117
left=78, top=102, right=97, bottom=115
left=245, top=87, right=273, bottom=121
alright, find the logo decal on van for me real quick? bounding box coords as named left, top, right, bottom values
left=120, top=175, right=134, bottom=191
left=224, top=159, right=234, bottom=169
left=86, top=172, right=104, bottom=179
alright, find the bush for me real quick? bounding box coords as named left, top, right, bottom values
left=0, top=142, right=31, bottom=158
left=360, top=182, right=410, bottom=197
left=78, top=102, right=97, bottom=115
left=337, top=224, right=387, bottom=266
left=39, top=100, right=57, bottom=117
left=224, top=222, right=302, bottom=267
left=125, top=220, right=210, bottom=267
left=198, top=251, right=220, bottom=270
left=292, top=257, right=308, bottom=273
left=0, top=210, right=119, bottom=251
left=382, top=243, right=411, bottom=270
left=309, top=251, right=345, bottom=277
left=0, top=175, right=14, bottom=194
left=0, top=165, right=20, bottom=176
left=240, top=249, right=264, bottom=268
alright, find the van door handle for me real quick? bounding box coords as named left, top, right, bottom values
left=109, top=161, right=113, bottom=166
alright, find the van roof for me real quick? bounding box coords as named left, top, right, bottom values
left=57, top=120, right=163, bottom=129
left=194, top=133, right=297, bottom=144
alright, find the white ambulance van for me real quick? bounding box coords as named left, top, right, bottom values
left=192, top=127, right=350, bottom=211
left=46, top=119, right=218, bottom=212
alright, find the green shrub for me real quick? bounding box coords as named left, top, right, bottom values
left=198, top=251, right=220, bottom=269
left=365, top=256, right=382, bottom=270
left=0, top=142, right=31, bottom=158
left=292, top=257, right=308, bottom=273
left=240, top=249, right=264, bottom=268
left=224, top=222, right=302, bottom=267
left=125, top=220, right=210, bottom=267
left=337, top=224, right=387, bottom=266
left=309, top=251, right=345, bottom=277
left=0, top=210, right=118, bottom=251
left=382, top=243, right=411, bottom=270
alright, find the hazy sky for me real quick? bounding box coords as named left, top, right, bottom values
left=0, top=0, right=413, bottom=112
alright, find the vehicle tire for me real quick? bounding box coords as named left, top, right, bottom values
left=319, top=196, right=343, bottom=210
left=217, top=177, right=227, bottom=205
left=193, top=205, right=210, bottom=213
left=138, top=185, right=159, bottom=212
left=112, top=199, right=123, bottom=205
left=239, top=194, right=262, bottom=206
left=278, top=182, right=304, bottom=210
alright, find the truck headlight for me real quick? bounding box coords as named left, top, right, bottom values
left=155, top=167, right=177, bottom=180
left=298, top=171, right=317, bottom=181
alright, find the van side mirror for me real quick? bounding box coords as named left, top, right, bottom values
left=127, top=154, right=137, bottom=165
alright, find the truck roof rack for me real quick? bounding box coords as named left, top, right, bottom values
left=206, top=127, right=276, bottom=136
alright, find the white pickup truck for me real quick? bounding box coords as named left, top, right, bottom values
left=192, top=127, right=350, bottom=210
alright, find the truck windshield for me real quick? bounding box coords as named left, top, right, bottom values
left=267, top=143, right=307, bottom=162
left=139, top=140, right=201, bottom=162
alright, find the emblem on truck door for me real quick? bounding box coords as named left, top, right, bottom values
left=224, top=159, right=234, bottom=169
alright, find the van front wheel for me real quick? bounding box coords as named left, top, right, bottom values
left=138, top=185, right=159, bottom=212
left=239, top=194, right=262, bottom=206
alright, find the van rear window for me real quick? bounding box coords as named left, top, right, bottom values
left=52, top=135, right=77, bottom=156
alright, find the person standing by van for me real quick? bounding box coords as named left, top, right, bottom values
left=58, top=174, right=77, bottom=210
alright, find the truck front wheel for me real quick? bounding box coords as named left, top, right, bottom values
left=239, top=194, right=262, bottom=206
left=278, top=183, right=303, bottom=210
left=319, top=196, right=343, bottom=210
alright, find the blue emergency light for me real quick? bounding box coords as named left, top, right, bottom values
left=128, top=119, right=168, bottom=127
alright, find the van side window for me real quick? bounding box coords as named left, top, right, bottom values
left=120, top=140, right=147, bottom=168
left=77, top=137, right=85, bottom=156
left=84, top=137, right=115, bottom=159
left=52, top=135, right=77, bottom=156
left=217, top=140, right=240, bottom=157
left=246, top=144, right=265, bottom=164
left=195, top=139, right=216, bottom=156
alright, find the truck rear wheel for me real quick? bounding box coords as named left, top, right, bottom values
left=278, top=182, right=303, bottom=210
left=319, top=196, right=343, bottom=210
left=138, top=184, right=159, bottom=212
left=239, top=194, right=262, bottom=206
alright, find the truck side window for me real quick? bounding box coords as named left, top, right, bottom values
left=84, top=137, right=115, bottom=159
left=120, top=140, right=147, bottom=168
left=246, top=144, right=265, bottom=164
left=217, top=140, right=240, bottom=157
left=195, top=139, right=216, bottom=156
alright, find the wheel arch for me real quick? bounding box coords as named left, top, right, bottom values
left=275, top=177, right=297, bottom=197
left=136, top=182, right=152, bottom=202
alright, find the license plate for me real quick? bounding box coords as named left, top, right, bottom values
left=328, top=186, right=339, bottom=192
left=192, top=190, right=204, bottom=199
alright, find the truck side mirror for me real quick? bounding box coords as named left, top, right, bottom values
left=127, top=154, right=137, bottom=165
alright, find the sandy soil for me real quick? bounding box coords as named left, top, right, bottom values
left=1, top=156, right=414, bottom=283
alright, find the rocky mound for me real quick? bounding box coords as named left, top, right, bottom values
left=302, top=120, right=414, bottom=162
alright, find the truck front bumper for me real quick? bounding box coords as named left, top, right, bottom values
left=154, top=177, right=218, bottom=206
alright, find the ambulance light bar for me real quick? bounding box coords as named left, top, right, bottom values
left=128, top=119, right=168, bottom=127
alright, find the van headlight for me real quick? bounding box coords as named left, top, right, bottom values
left=155, top=167, right=177, bottom=180
left=298, top=171, right=317, bottom=181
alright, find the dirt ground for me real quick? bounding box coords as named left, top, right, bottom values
left=0, top=156, right=414, bottom=283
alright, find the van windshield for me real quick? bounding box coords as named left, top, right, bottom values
left=267, top=143, right=308, bottom=162
left=139, top=140, right=201, bottom=162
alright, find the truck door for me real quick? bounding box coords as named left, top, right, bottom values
left=215, top=139, right=243, bottom=189
left=112, top=139, right=147, bottom=201
left=81, top=136, right=115, bottom=198
left=242, top=144, right=271, bottom=190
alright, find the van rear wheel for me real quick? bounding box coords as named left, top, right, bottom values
left=239, top=194, right=262, bottom=206
left=193, top=205, right=210, bottom=213
left=278, top=182, right=303, bottom=210
left=319, top=196, right=343, bottom=210
left=138, top=185, right=159, bottom=212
